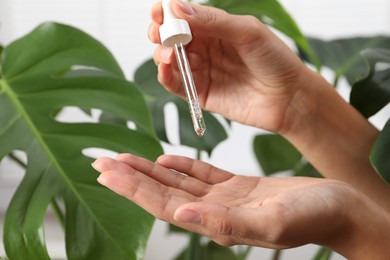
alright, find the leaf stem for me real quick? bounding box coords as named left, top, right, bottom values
left=313, top=247, right=332, bottom=260
left=195, top=147, right=203, bottom=161
left=237, top=246, right=252, bottom=260
left=272, top=249, right=282, bottom=260
left=333, top=74, right=340, bottom=88
left=187, top=232, right=201, bottom=260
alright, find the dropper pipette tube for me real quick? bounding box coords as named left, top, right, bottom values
left=173, top=43, right=206, bottom=137
left=159, top=0, right=206, bottom=137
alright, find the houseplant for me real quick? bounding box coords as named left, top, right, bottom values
left=0, top=0, right=313, bottom=257
left=1, top=0, right=389, bottom=259
left=0, top=23, right=163, bottom=259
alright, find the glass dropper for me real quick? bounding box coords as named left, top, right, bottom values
left=173, top=43, right=206, bottom=137
left=159, top=0, right=206, bottom=137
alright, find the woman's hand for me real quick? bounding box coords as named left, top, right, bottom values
left=149, top=2, right=390, bottom=212
left=149, top=0, right=313, bottom=133
left=92, top=154, right=390, bottom=259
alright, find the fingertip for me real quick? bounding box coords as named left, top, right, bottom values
left=116, top=153, right=140, bottom=166
left=171, top=0, right=195, bottom=17
left=156, top=154, right=166, bottom=164
left=96, top=168, right=137, bottom=195
left=151, top=1, right=163, bottom=24
left=157, top=155, right=188, bottom=166
left=154, top=45, right=174, bottom=65
left=115, top=153, right=133, bottom=161
left=97, top=172, right=109, bottom=186
left=91, top=161, right=100, bottom=172
left=91, top=157, right=112, bottom=172
left=157, top=63, right=186, bottom=99
left=160, top=47, right=174, bottom=63
left=156, top=154, right=175, bottom=166
left=148, top=22, right=161, bottom=44
left=157, top=63, right=173, bottom=86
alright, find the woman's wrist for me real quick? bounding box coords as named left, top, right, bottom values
left=327, top=187, right=390, bottom=259
left=279, top=67, right=378, bottom=145
left=278, top=68, right=390, bottom=211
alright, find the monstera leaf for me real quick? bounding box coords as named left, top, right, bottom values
left=303, top=36, right=390, bottom=85
left=371, top=119, right=390, bottom=184
left=350, top=48, right=390, bottom=118
left=175, top=241, right=239, bottom=260
left=253, top=134, right=322, bottom=178
left=253, top=134, right=301, bottom=176
left=208, top=0, right=319, bottom=68
left=134, top=59, right=228, bottom=155
left=0, top=22, right=162, bottom=260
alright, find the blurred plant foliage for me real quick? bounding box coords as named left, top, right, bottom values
left=0, top=0, right=388, bottom=260
left=0, top=23, right=162, bottom=260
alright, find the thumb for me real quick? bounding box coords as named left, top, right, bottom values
left=174, top=202, right=264, bottom=239
left=170, top=0, right=267, bottom=45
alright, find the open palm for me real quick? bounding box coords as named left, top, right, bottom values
left=93, top=154, right=353, bottom=250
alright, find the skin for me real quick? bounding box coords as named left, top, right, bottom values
left=92, top=154, right=390, bottom=259
left=149, top=0, right=390, bottom=213
left=93, top=0, right=390, bottom=258
left=151, top=1, right=307, bottom=133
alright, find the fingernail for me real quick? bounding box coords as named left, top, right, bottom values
left=160, top=47, right=173, bottom=63
left=97, top=174, right=107, bottom=186
left=91, top=161, right=99, bottom=171
left=175, top=0, right=194, bottom=16
left=175, top=209, right=201, bottom=224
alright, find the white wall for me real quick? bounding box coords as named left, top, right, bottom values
left=1, top=0, right=389, bottom=259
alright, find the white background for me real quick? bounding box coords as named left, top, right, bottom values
left=0, top=0, right=389, bottom=259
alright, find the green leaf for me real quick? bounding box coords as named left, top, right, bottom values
left=0, top=44, right=3, bottom=78
left=253, top=134, right=301, bottom=176
left=175, top=241, right=239, bottom=260
left=294, top=162, right=322, bottom=178
left=2, top=25, right=124, bottom=80
left=203, top=241, right=239, bottom=260
left=303, top=36, right=390, bottom=84
left=0, top=22, right=163, bottom=260
left=371, top=119, right=390, bottom=184
left=0, top=44, right=3, bottom=57
left=168, top=224, right=190, bottom=235
left=312, top=247, right=332, bottom=260
left=133, top=59, right=168, bottom=98
left=350, top=48, right=390, bottom=118
left=134, top=59, right=228, bottom=155
left=209, top=0, right=319, bottom=68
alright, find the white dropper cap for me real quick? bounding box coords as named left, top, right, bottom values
left=159, top=0, right=193, bottom=48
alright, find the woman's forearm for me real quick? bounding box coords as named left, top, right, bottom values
left=281, top=69, right=390, bottom=212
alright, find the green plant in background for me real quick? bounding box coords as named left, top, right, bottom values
left=1, top=0, right=389, bottom=260
left=0, top=23, right=163, bottom=259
